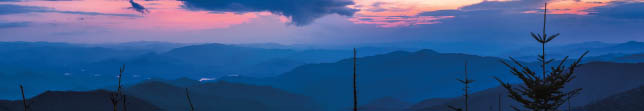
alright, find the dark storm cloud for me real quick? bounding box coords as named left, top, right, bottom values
left=588, top=2, right=644, bottom=19
left=129, top=0, right=149, bottom=14
left=178, top=0, right=358, bottom=26
left=0, top=4, right=140, bottom=17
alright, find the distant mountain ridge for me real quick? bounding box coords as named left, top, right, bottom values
left=506, top=41, right=644, bottom=61
left=581, top=85, right=644, bottom=111
left=0, top=41, right=403, bottom=100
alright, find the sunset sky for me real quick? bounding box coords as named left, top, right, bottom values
left=1, top=0, right=643, bottom=47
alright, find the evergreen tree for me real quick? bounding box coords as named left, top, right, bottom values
left=494, top=1, right=588, bottom=111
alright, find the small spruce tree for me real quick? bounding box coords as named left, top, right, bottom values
left=494, top=1, right=589, bottom=111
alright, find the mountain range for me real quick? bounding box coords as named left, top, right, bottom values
left=1, top=41, right=644, bottom=111
left=227, top=49, right=516, bottom=110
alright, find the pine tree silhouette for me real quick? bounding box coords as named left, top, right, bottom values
left=494, top=1, right=589, bottom=111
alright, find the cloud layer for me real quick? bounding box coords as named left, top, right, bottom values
left=0, top=4, right=140, bottom=17
left=589, top=2, right=644, bottom=19
left=178, top=0, right=358, bottom=26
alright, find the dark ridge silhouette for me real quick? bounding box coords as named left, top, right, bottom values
left=410, top=62, right=644, bottom=111
left=0, top=90, right=161, bottom=111
left=272, top=49, right=511, bottom=110
left=494, top=1, right=587, bottom=111
left=123, top=80, right=319, bottom=111
left=358, top=97, right=411, bottom=111
left=410, top=86, right=516, bottom=111
left=581, top=85, right=644, bottom=111
left=122, top=81, right=267, bottom=111
left=192, top=81, right=320, bottom=111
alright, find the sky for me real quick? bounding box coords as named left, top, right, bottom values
left=0, top=0, right=643, bottom=47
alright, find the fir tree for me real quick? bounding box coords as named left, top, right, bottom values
left=494, top=1, right=588, bottom=111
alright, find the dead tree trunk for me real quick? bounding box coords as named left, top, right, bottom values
left=186, top=88, right=195, bottom=111
left=20, top=85, right=30, bottom=111
left=110, top=64, right=125, bottom=111
left=353, top=48, right=358, bottom=111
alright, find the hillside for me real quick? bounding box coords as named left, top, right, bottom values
left=581, top=85, right=644, bottom=111
left=0, top=90, right=161, bottom=111
left=269, top=49, right=514, bottom=110
left=123, top=80, right=319, bottom=111
left=409, top=62, right=644, bottom=111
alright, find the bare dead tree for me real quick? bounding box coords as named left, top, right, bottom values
left=186, top=88, right=195, bottom=111
left=19, top=85, right=32, bottom=111
left=457, top=62, right=474, bottom=111
left=110, top=64, right=125, bottom=111
left=353, top=48, right=358, bottom=111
